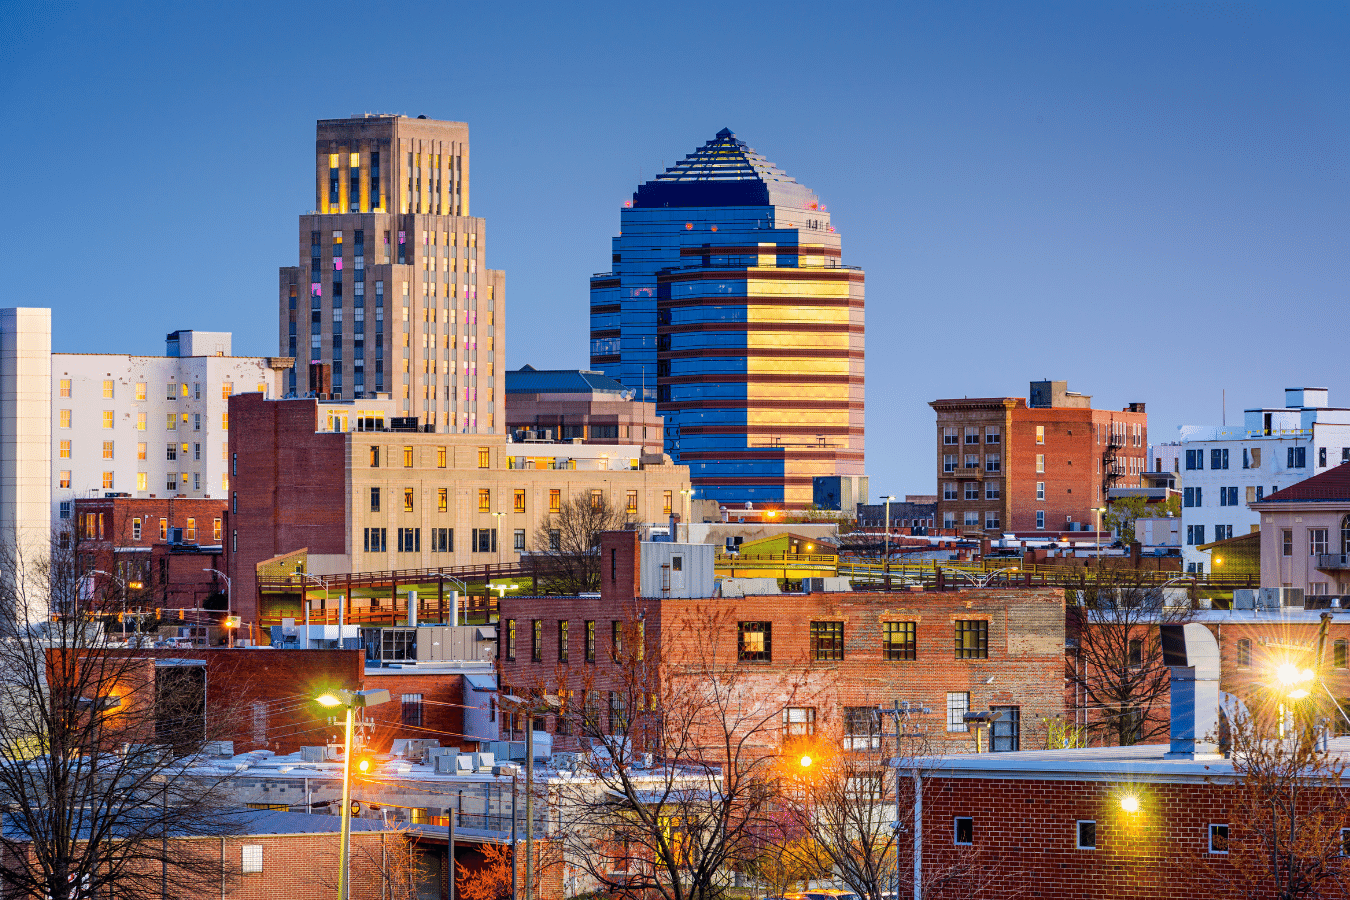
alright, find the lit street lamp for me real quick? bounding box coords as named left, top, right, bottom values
left=316, top=688, right=391, bottom=900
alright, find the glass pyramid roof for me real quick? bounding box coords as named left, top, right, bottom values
left=632, top=129, right=819, bottom=210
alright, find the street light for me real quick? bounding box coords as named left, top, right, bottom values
left=880, top=495, right=896, bottom=589
left=204, top=568, right=234, bottom=646
left=1092, top=506, right=1106, bottom=557
left=493, top=511, right=505, bottom=570
left=302, top=572, right=342, bottom=644
left=315, top=688, right=391, bottom=900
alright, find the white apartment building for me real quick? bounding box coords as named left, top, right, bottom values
left=1178, top=388, right=1350, bottom=573
left=0, top=309, right=52, bottom=575
left=51, top=329, right=291, bottom=529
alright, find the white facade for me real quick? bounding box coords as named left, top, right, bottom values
left=51, top=331, right=289, bottom=527
left=0, top=309, right=53, bottom=581
left=1178, top=388, right=1350, bottom=573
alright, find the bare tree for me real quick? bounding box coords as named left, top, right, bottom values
left=1065, top=574, right=1188, bottom=746
left=531, top=492, right=633, bottom=594
left=0, top=537, right=242, bottom=900
left=549, top=606, right=815, bottom=900
left=1212, top=708, right=1350, bottom=900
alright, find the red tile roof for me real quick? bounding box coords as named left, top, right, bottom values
left=1259, top=462, right=1350, bottom=502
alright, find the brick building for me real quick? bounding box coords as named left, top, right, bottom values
left=931, top=380, right=1148, bottom=538
left=70, top=495, right=228, bottom=616
left=498, top=532, right=1067, bottom=753
left=225, top=392, right=690, bottom=626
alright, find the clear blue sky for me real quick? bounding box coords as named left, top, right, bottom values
left=4, top=1, right=1347, bottom=498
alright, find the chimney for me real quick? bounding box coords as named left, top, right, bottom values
left=1159, top=623, right=1222, bottom=759
left=407, top=589, right=418, bottom=627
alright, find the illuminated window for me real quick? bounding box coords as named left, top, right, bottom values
left=1036, top=426, right=1045, bottom=444
left=438, top=488, right=448, bottom=512
left=663, top=490, right=672, bottom=515
left=101, top=379, right=114, bottom=399
left=1035, top=454, right=1045, bottom=473
left=590, top=489, right=603, bottom=509
left=478, top=489, right=490, bottom=512
left=514, top=490, right=526, bottom=513
left=135, top=382, right=146, bottom=401
left=437, top=447, right=446, bottom=468
left=101, top=411, right=113, bottom=429
left=738, top=622, right=771, bottom=662
left=180, top=383, right=188, bottom=398
left=549, top=489, right=561, bottom=513
left=58, top=471, right=70, bottom=488
left=59, top=440, right=70, bottom=459
left=626, top=491, right=638, bottom=514
left=132, top=518, right=142, bottom=541
left=136, top=442, right=146, bottom=460
left=955, top=620, right=989, bottom=659
left=166, top=414, right=176, bottom=431
left=59, top=379, right=71, bottom=398
left=137, top=473, right=147, bottom=491
left=136, top=412, right=146, bottom=431
left=159, top=518, right=167, bottom=540
left=213, top=518, right=222, bottom=541
left=101, top=472, right=113, bottom=489
left=404, top=488, right=414, bottom=513
left=185, top=518, right=196, bottom=541
left=883, top=621, right=917, bottom=660
left=403, top=446, right=413, bottom=468
left=221, top=413, right=228, bottom=430
left=102, top=441, right=113, bottom=460
left=477, top=448, right=490, bottom=469
left=370, top=446, right=380, bottom=467
left=221, top=473, right=228, bottom=491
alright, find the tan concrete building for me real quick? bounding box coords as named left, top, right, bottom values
left=505, top=365, right=665, bottom=456
left=226, top=394, right=691, bottom=622
left=278, top=115, right=504, bottom=433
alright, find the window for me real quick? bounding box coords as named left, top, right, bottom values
left=403, top=446, right=413, bottom=468
left=1186, top=525, right=1205, bottom=545
left=438, top=488, right=448, bottom=512
left=101, top=379, right=113, bottom=399
left=626, top=490, right=638, bottom=514
left=985, top=511, right=1000, bottom=530
left=159, top=518, right=168, bottom=540
left=810, top=621, right=844, bottom=661
left=99, top=471, right=114, bottom=489
left=964, top=482, right=979, bottom=500
left=1310, top=529, right=1329, bottom=556
left=784, top=707, right=816, bottom=737
left=57, top=439, right=70, bottom=459
left=1035, top=482, right=1045, bottom=501
left=166, top=413, right=176, bottom=431
left=1335, top=639, right=1348, bottom=669
left=101, top=410, right=113, bottom=430
left=136, top=412, right=145, bottom=431
left=1127, top=637, right=1144, bottom=667
left=558, top=621, right=569, bottom=662
left=955, top=620, right=988, bottom=659
left=943, top=482, right=957, bottom=500
left=585, top=620, right=596, bottom=662
left=663, top=490, right=673, bottom=515
left=58, top=471, right=70, bottom=488
left=943, top=454, right=957, bottom=473
left=590, top=489, right=603, bottom=509
left=943, top=426, right=958, bottom=445
left=241, top=845, right=263, bottom=875
left=1218, top=486, right=1238, bottom=507
left=991, top=705, right=1019, bottom=751
left=549, top=529, right=561, bottom=551
left=883, top=621, right=916, bottom=660
left=58, top=501, right=70, bottom=520
left=549, top=489, right=561, bottom=512
left=478, top=489, right=491, bottom=512
left=363, top=528, right=387, bottom=552
left=401, top=488, right=414, bottom=513
left=1288, top=446, right=1307, bottom=469
left=1077, top=821, right=1097, bottom=850
left=1211, top=448, right=1229, bottom=470
left=738, top=622, right=772, bottom=662
left=370, top=487, right=380, bottom=512
left=944, top=512, right=956, bottom=529
left=954, top=817, right=973, bottom=846
left=947, top=692, right=970, bottom=732
left=471, top=529, right=496, bottom=552
left=514, top=529, right=525, bottom=551
left=1036, top=510, right=1045, bottom=529
left=213, top=518, right=221, bottom=541
left=985, top=453, right=1000, bottom=473
left=1282, top=529, right=1294, bottom=557
left=401, top=693, right=424, bottom=727
left=431, top=528, right=452, bottom=552
left=514, top=489, right=526, bottom=513
left=963, top=426, right=978, bottom=445
left=1236, top=638, right=1251, bottom=668
left=1035, top=426, right=1044, bottom=445
left=59, top=379, right=71, bottom=398
left=504, top=619, right=516, bottom=660
left=1214, top=524, right=1233, bottom=541
left=185, top=518, right=196, bottom=541
left=1210, top=824, right=1229, bottom=854
left=370, top=446, right=380, bottom=467
left=221, top=413, right=228, bottom=430
left=1035, top=454, right=1044, bottom=473
left=1320, top=447, right=1328, bottom=468
left=985, top=481, right=1000, bottom=500
left=397, top=528, right=420, bottom=552
left=1185, top=448, right=1204, bottom=470
left=477, top=447, right=490, bottom=468
left=985, top=426, right=1000, bottom=444
left=137, top=473, right=147, bottom=491
left=964, top=453, right=980, bottom=470
left=437, top=446, right=446, bottom=468
left=532, top=620, right=543, bottom=662
left=132, top=518, right=142, bottom=540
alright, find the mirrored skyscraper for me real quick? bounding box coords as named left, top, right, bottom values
left=590, top=129, right=865, bottom=507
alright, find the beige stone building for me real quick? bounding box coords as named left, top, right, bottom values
left=278, top=114, right=504, bottom=433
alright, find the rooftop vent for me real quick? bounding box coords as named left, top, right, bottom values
left=1160, top=623, right=1222, bottom=759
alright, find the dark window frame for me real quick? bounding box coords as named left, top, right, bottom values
left=955, top=620, right=989, bottom=659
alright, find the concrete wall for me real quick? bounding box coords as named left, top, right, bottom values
left=0, top=308, right=52, bottom=600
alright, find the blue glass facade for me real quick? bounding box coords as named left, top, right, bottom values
left=590, top=130, right=865, bottom=507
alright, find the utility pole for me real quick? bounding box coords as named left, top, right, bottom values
left=510, top=770, right=519, bottom=900
left=880, top=699, right=930, bottom=900
left=525, top=727, right=534, bottom=900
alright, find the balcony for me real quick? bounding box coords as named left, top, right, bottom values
left=1316, top=554, right=1350, bottom=571
left=945, top=467, right=985, bottom=479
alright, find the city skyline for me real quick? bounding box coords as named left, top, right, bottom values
left=4, top=2, right=1348, bottom=498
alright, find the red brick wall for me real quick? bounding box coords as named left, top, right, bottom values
left=362, top=670, right=471, bottom=753
left=913, top=775, right=1237, bottom=898
left=227, top=394, right=348, bottom=625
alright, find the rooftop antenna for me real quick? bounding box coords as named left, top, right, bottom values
left=1222, top=389, right=1226, bottom=427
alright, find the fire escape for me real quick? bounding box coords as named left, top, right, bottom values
left=1102, top=427, right=1126, bottom=499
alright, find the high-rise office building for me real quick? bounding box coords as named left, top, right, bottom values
left=279, top=115, right=505, bottom=433
left=589, top=129, right=865, bottom=507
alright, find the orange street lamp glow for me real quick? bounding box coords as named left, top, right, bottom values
left=1120, top=795, right=1140, bottom=813
left=316, top=693, right=342, bottom=708
left=799, top=755, right=812, bottom=768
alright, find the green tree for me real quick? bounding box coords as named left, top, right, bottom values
left=1102, top=495, right=1180, bottom=541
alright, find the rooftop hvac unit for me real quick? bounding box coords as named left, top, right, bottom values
left=474, top=751, right=496, bottom=772
left=433, top=753, right=459, bottom=775
left=300, top=746, right=327, bottom=763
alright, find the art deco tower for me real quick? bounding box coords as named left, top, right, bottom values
left=589, top=129, right=865, bottom=507
left=279, top=115, right=505, bottom=432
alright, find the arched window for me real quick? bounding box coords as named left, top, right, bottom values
left=1335, top=639, right=1348, bottom=670
left=1236, top=638, right=1252, bottom=669
left=1341, top=515, right=1350, bottom=555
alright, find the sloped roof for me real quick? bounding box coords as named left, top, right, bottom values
left=1258, top=463, right=1350, bottom=503
left=632, top=128, right=820, bottom=210
left=505, top=365, right=633, bottom=397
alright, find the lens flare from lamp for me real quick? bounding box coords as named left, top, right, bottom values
left=799, top=755, right=812, bottom=768
left=1120, top=795, right=1140, bottom=813
left=316, top=694, right=342, bottom=707
left=1275, top=663, right=1305, bottom=686
left=1288, top=689, right=1311, bottom=700
left=358, top=758, right=371, bottom=773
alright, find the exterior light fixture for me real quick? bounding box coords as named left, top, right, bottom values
left=1120, top=795, right=1140, bottom=813
left=799, top=755, right=812, bottom=768
left=314, top=689, right=391, bottom=900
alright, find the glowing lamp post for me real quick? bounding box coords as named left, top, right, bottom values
left=316, top=688, right=391, bottom=900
